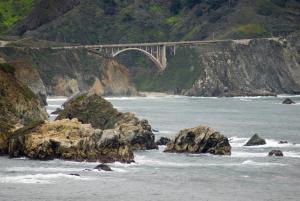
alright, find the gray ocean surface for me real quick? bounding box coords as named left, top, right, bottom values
left=1, top=95, right=300, bottom=201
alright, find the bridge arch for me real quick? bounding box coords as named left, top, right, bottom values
left=112, top=47, right=164, bottom=70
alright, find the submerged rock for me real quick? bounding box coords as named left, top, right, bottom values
left=279, top=140, right=288, bottom=144
left=164, top=125, right=231, bottom=155
left=69, top=173, right=80, bottom=177
left=268, top=150, right=283, bottom=157
left=8, top=119, right=134, bottom=163
left=282, top=98, right=295, bottom=104
left=56, top=93, right=157, bottom=150
left=94, top=164, right=112, bottom=171
left=244, top=134, right=266, bottom=146
left=156, top=137, right=171, bottom=146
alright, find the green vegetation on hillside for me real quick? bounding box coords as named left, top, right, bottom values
left=0, top=0, right=36, bottom=32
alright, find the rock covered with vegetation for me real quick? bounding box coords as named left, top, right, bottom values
left=0, top=63, right=48, bottom=154
left=56, top=93, right=157, bottom=150
left=164, top=125, right=231, bottom=155
left=8, top=118, right=134, bottom=163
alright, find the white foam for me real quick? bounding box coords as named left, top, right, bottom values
left=231, top=151, right=267, bottom=158
left=277, top=94, right=300, bottom=98
left=283, top=151, right=300, bottom=158
left=229, top=136, right=299, bottom=148
left=4, top=166, right=83, bottom=172
left=241, top=160, right=287, bottom=166
left=134, top=155, right=286, bottom=168
left=159, top=130, right=173, bottom=134
left=0, top=173, right=90, bottom=184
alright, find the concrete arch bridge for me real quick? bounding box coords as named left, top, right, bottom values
left=50, top=38, right=279, bottom=71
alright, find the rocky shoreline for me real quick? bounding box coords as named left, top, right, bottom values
left=0, top=62, right=293, bottom=167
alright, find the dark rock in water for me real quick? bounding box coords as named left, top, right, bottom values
left=152, top=129, right=159, bottom=132
left=69, top=173, right=80, bottom=177
left=268, top=150, right=283, bottom=157
left=164, top=125, right=231, bottom=155
left=279, top=140, right=288, bottom=144
left=83, top=169, right=92, bottom=171
left=244, top=134, right=266, bottom=146
left=94, top=164, right=112, bottom=171
left=56, top=93, right=157, bottom=150
left=51, top=108, right=63, bottom=115
left=156, top=137, right=171, bottom=146
left=282, top=98, right=295, bottom=104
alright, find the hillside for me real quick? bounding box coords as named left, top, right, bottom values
left=0, top=0, right=300, bottom=96
left=1, top=0, right=300, bottom=43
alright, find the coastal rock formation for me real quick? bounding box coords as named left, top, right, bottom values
left=0, top=64, right=48, bottom=154
left=156, top=137, right=171, bottom=146
left=10, top=61, right=48, bottom=105
left=282, top=98, right=295, bottom=104
left=0, top=48, right=137, bottom=97
left=164, top=125, right=231, bottom=155
left=268, top=150, right=283, bottom=157
left=244, top=134, right=266, bottom=146
left=8, top=118, right=134, bottom=163
left=56, top=93, right=157, bottom=150
left=94, top=164, right=112, bottom=171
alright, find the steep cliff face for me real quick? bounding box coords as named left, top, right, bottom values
left=0, top=63, right=48, bottom=154
left=126, top=35, right=300, bottom=96
left=9, top=60, right=47, bottom=105
left=0, top=48, right=137, bottom=97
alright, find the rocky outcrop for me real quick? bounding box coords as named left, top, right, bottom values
left=244, top=134, right=266, bottom=146
left=164, top=125, right=231, bottom=155
left=156, top=137, right=171, bottom=146
left=56, top=93, right=157, bottom=150
left=8, top=118, right=134, bottom=163
left=0, top=48, right=137, bottom=97
left=0, top=64, right=48, bottom=154
left=268, top=150, right=283, bottom=157
left=181, top=37, right=300, bottom=96
left=282, top=98, right=295, bottom=104
left=94, top=164, right=112, bottom=171
left=10, top=61, right=47, bottom=105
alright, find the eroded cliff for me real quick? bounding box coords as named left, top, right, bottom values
left=0, top=47, right=137, bottom=97
left=128, top=35, right=300, bottom=96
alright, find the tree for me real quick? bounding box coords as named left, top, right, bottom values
left=170, top=0, right=182, bottom=15
left=184, top=0, right=202, bottom=9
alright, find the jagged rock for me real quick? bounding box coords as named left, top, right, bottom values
left=244, top=134, right=266, bottom=146
left=268, top=150, right=283, bottom=157
left=282, top=98, right=295, bottom=104
left=279, top=140, right=288, bottom=144
left=8, top=119, right=134, bottom=163
left=56, top=93, right=157, bottom=150
left=94, top=164, right=112, bottom=171
left=0, top=64, right=48, bottom=154
left=164, top=125, right=231, bottom=155
left=156, top=137, right=171, bottom=146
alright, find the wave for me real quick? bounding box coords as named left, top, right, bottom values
left=229, top=136, right=299, bottom=148
left=4, top=166, right=83, bottom=173
left=277, top=94, right=300, bottom=98
left=0, top=173, right=91, bottom=184
left=133, top=155, right=286, bottom=168
left=241, top=160, right=287, bottom=166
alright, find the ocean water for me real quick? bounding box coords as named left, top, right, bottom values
left=1, top=95, right=300, bottom=201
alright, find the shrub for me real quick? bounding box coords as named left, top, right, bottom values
left=170, top=0, right=182, bottom=15
left=0, top=63, right=15, bottom=75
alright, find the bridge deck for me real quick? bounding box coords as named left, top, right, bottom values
left=51, top=37, right=280, bottom=50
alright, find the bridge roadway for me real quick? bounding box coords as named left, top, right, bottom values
left=5, top=37, right=280, bottom=71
